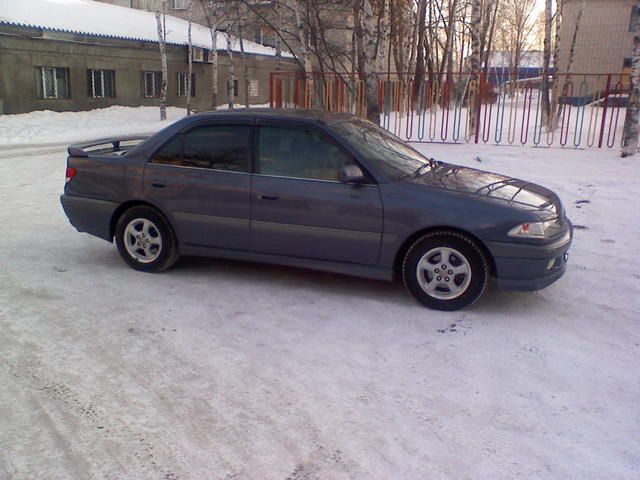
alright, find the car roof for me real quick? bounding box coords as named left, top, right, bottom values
left=190, top=108, right=357, bottom=125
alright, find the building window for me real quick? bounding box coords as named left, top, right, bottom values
left=142, top=71, right=162, bottom=98
left=177, top=72, right=196, bottom=97
left=172, top=0, right=189, bottom=9
left=249, top=79, right=259, bottom=97
left=35, top=66, right=70, bottom=99
left=87, top=69, right=116, bottom=98
left=233, top=79, right=239, bottom=97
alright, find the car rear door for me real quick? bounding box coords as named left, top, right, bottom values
left=143, top=121, right=252, bottom=250
left=250, top=121, right=383, bottom=265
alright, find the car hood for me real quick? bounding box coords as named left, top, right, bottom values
left=404, top=161, right=563, bottom=218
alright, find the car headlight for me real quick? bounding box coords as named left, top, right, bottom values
left=508, top=219, right=561, bottom=239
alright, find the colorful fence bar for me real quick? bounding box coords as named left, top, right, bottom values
left=269, top=71, right=633, bottom=149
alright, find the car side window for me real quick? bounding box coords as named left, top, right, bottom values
left=258, top=125, right=352, bottom=181
left=150, top=125, right=251, bottom=172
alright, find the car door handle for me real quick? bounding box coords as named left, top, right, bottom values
left=151, top=183, right=166, bottom=188
left=258, top=194, right=279, bottom=200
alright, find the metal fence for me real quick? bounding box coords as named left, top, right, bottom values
left=269, top=70, right=634, bottom=149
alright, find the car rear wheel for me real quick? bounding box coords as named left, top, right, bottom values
left=402, top=231, right=488, bottom=311
left=115, top=206, right=179, bottom=272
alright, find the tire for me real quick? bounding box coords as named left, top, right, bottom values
left=402, top=231, right=488, bottom=311
left=114, top=205, right=179, bottom=273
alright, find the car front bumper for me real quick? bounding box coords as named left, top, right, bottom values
left=486, top=223, right=573, bottom=291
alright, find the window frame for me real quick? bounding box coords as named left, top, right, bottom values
left=172, top=0, right=189, bottom=9
left=148, top=121, right=254, bottom=174
left=254, top=120, right=376, bottom=185
left=35, top=66, right=70, bottom=99
left=142, top=71, right=162, bottom=98
left=87, top=69, right=116, bottom=98
left=177, top=72, right=196, bottom=97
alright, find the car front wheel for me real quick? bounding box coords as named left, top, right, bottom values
left=115, top=206, right=179, bottom=272
left=402, top=231, right=489, bottom=311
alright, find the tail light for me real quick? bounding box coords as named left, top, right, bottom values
left=66, top=167, right=76, bottom=183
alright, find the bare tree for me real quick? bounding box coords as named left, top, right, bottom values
left=155, top=5, right=168, bottom=121
left=495, top=0, right=537, bottom=72
left=234, top=2, right=250, bottom=108
left=621, top=0, right=640, bottom=157
left=541, top=0, right=552, bottom=128
left=469, top=0, right=482, bottom=133
left=201, top=1, right=220, bottom=109
left=187, top=1, right=194, bottom=114
left=225, top=24, right=235, bottom=109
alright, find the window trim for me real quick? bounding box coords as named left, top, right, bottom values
left=254, top=120, right=377, bottom=185
left=177, top=72, right=196, bottom=97
left=142, top=71, right=162, bottom=98
left=35, top=66, right=70, bottom=99
left=88, top=69, right=116, bottom=98
left=172, top=0, right=189, bottom=9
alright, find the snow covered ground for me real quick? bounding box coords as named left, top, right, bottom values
left=0, top=108, right=638, bottom=480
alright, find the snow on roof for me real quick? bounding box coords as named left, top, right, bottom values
left=0, top=0, right=292, bottom=58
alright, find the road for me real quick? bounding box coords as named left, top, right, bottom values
left=0, top=143, right=638, bottom=480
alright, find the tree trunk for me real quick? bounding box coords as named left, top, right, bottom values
left=362, top=0, right=380, bottom=123
left=226, top=28, right=235, bottom=109
left=201, top=1, right=219, bottom=109
left=209, top=25, right=218, bottom=109
left=541, top=0, right=552, bottom=128
left=550, top=0, right=563, bottom=128
left=292, top=0, right=313, bottom=108
left=469, top=0, right=482, bottom=133
left=155, top=9, right=168, bottom=121
left=274, top=0, right=282, bottom=72
left=235, top=4, right=250, bottom=108
left=621, top=0, right=640, bottom=157
left=186, top=1, right=193, bottom=115
left=413, top=0, right=427, bottom=110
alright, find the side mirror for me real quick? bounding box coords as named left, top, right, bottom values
left=338, top=164, right=366, bottom=184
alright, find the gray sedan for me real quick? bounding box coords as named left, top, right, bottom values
left=61, top=109, right=572, bottom=311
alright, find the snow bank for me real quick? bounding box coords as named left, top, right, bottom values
left=0, top=106, right=185, bottom=148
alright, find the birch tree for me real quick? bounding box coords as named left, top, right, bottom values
left=361, top=0, right=380, bottom=122
left=550, top=0, right=563, bottom=129
left=291, top=0, right=313, bottom=107
left=155, top=6, right=168, bottom=121
left=541, top=0, right=552, bottom=128
left=226, top=25, right=235, bottom=109
left=186, top=1, right=194, bottom=115
left=412, top=0, right=427, bottom=108
left=202, top=1, right=219, bottom=109
left=621, top=0, right=640, bottom=157
left=235, top=3, right=250, bottom=108
left=469, top=0, right=482, bottom=134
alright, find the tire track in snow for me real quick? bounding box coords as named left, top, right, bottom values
left=2, top=359, right=184, bottom=480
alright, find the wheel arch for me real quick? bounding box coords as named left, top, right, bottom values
left=392, top=226, right=497, bottom=279
left=109, top=200, right=177, bottom=243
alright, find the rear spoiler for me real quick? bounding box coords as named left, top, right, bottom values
left=67, top=136, right=150, bottom=157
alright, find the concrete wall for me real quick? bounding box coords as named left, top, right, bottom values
left=558, top=0, right=634, bottom=74
left=0, top=26, right=298, bottom=115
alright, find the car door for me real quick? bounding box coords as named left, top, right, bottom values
left=143, top=121, right=252, bottom=250
left=250, top=121, right=383, bottom=265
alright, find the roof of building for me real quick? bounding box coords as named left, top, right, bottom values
left=0, top=0, right=292, bottom=58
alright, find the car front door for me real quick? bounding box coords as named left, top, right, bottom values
left=250, top=122, right=383, bottom=265
left=143, top=122, right=252, bottom=250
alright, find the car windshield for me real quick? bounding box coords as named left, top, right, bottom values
left=331, top=118, right=433, bottom=181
